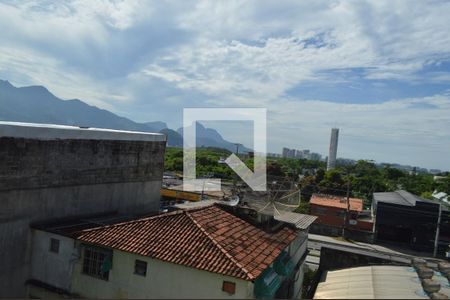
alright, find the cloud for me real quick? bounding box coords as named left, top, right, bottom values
left=138, top=0, right=450, bottom=103
left=0, top=0, right=449, bottom=169
left=264, top=94, right=450, bottom=168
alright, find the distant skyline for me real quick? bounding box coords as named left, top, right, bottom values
left=0, top=1, right=449, bottom=170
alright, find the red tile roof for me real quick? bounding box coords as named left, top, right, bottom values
left=75, top=205, right=298, bottom=281
left=310, top=194, right=363, bottom=212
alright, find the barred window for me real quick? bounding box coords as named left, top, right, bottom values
left=315, top=207, right=327, bottom=216
left=134, top=259, right=147, bottom=276
left=82, top=246, right=113, bottom=281
left=49, top=238, right=60, bottom=253
left=336, top=210, right=346, bottom=217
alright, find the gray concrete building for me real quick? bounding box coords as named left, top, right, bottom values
left=0, top=122, right=166, bottom=297
left=327, top=128, right=339, bottom=170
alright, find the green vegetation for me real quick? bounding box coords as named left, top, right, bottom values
left=295, top=201, right=310, bottom=214
left=165, top=147, right=450, bottom=209
left=165, top=147, right=237, bottom=178
left=302, top=267, right=317, bottom=299
left=298, top=160, right=450, bottom=209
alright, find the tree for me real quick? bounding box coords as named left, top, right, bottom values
left=382, top=165, right=405, bottom=181
left=299, top=175, right=317, bottom=202
left=435, top=175, right=450, bottom=195
left=295, top=202, right=310, bottom=214
left=164, top=147, right=441, bottom=202
left=267, top=161, right=284, bottom=176
left=421, top=191, right=433, bottom=200
left=318, top=169, right=346, bottom=196
left=315, top=168, right=325, bottom=183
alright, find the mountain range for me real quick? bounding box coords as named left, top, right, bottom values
left=0, top=79, right=250, bottom=152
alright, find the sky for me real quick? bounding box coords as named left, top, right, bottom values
left=0, top=0, right=449, bottom=170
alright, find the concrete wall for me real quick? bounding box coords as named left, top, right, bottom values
left=318, top=247, right=407, bottom=271
left=287, top=231, right=308, bottom=299
left=288, top=231, right=307, bottom=262
left=344, top=228, right=375, bottom=244
left=29, top=230, right=79, bottom=292
left=71, top=246, right=253, bottom=299
left=0, top=126, right=166, bottom=297
left=0, top=137, right=164, bottom=191
left=310, top=223, right=374, bottom=243
left=27, top=285, right=67, bottom=299
left=310, top=204, right=346, bottom=228
left=310, top=223, right=342, bottom=236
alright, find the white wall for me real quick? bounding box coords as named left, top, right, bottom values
left=30, top=230, right=79, bottom=291
left=29, top=229, right=309, bottom=299
left=289, top=230, right=308, bottom=263
left=287, top=230, right=308, bottom=299
left=71, top=246, right=253, bottom=299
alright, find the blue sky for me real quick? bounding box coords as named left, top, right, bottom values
left=0, top=0, right=449, bottom=170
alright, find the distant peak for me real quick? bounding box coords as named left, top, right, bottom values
left=0, top=79, right=13, bottom=88
left=29, top=85, right=49, bottom=91
left=195, top=122, right=206, bottom=129
left=20, top=84, right=52, bottom=96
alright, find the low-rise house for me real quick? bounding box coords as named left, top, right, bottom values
left=309, top=194, right=373, bottom=237
left=27, top=204, right=316, bottom=299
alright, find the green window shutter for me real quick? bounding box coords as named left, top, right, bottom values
left=273, top=251, right=295, bottom=276
left=254, top=267, right=282, bottom=299
left=101, top=255, right=112, bottom=273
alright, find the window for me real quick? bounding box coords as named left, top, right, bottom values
left=49, top=238, right=60, bottom=253
left=336, top=210, right=346, bottom=217
left=82, top=246, right=112, bottom=280
left=134, top=259, right=147, bottom=276
left=222, top=281, right=236, bottom=295
left=315, top=207, right=327, bottom=216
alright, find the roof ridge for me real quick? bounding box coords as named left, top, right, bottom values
left=185, top=209, right=255, bottom=281
left=396, top=190, right=416, bottom=205
left=75, top=210, right=184, bottom=234
left=178, top=203, right=216, bottom=211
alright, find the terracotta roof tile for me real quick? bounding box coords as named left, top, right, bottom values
left=75, top=205, right=298, bottom=281
left=310, top=194, right=363, bottom=211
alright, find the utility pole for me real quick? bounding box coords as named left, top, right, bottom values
left=434, top=203, right=442, bottom=257
left=234, top=143, right=240, bottom=157
left=232, top=143, right=240, bottom=195
left=342, top=177, right=351, bottom=238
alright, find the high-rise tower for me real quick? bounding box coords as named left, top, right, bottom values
left=327, top=128, right=339, bottom=170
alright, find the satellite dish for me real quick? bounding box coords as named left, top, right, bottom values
left=218, top=195, right=240, bottom=207
left=245, top=181, right=301, bottom=217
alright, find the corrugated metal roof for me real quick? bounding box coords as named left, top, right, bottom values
left=374, top=191, right=417, bottom=206
left=75, top=205, right=298, bottom=281
left=274, top=212, right=317, bottom=229
left=314, top=266, right=428, bottom=299
left=374, top=190, right=441, bottom=207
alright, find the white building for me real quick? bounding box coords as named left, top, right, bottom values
left=27, top=204, right=316, bottom=299
left=433, top=191, right=449, bottom=204
left=327, top=128, right=339, bottom=170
